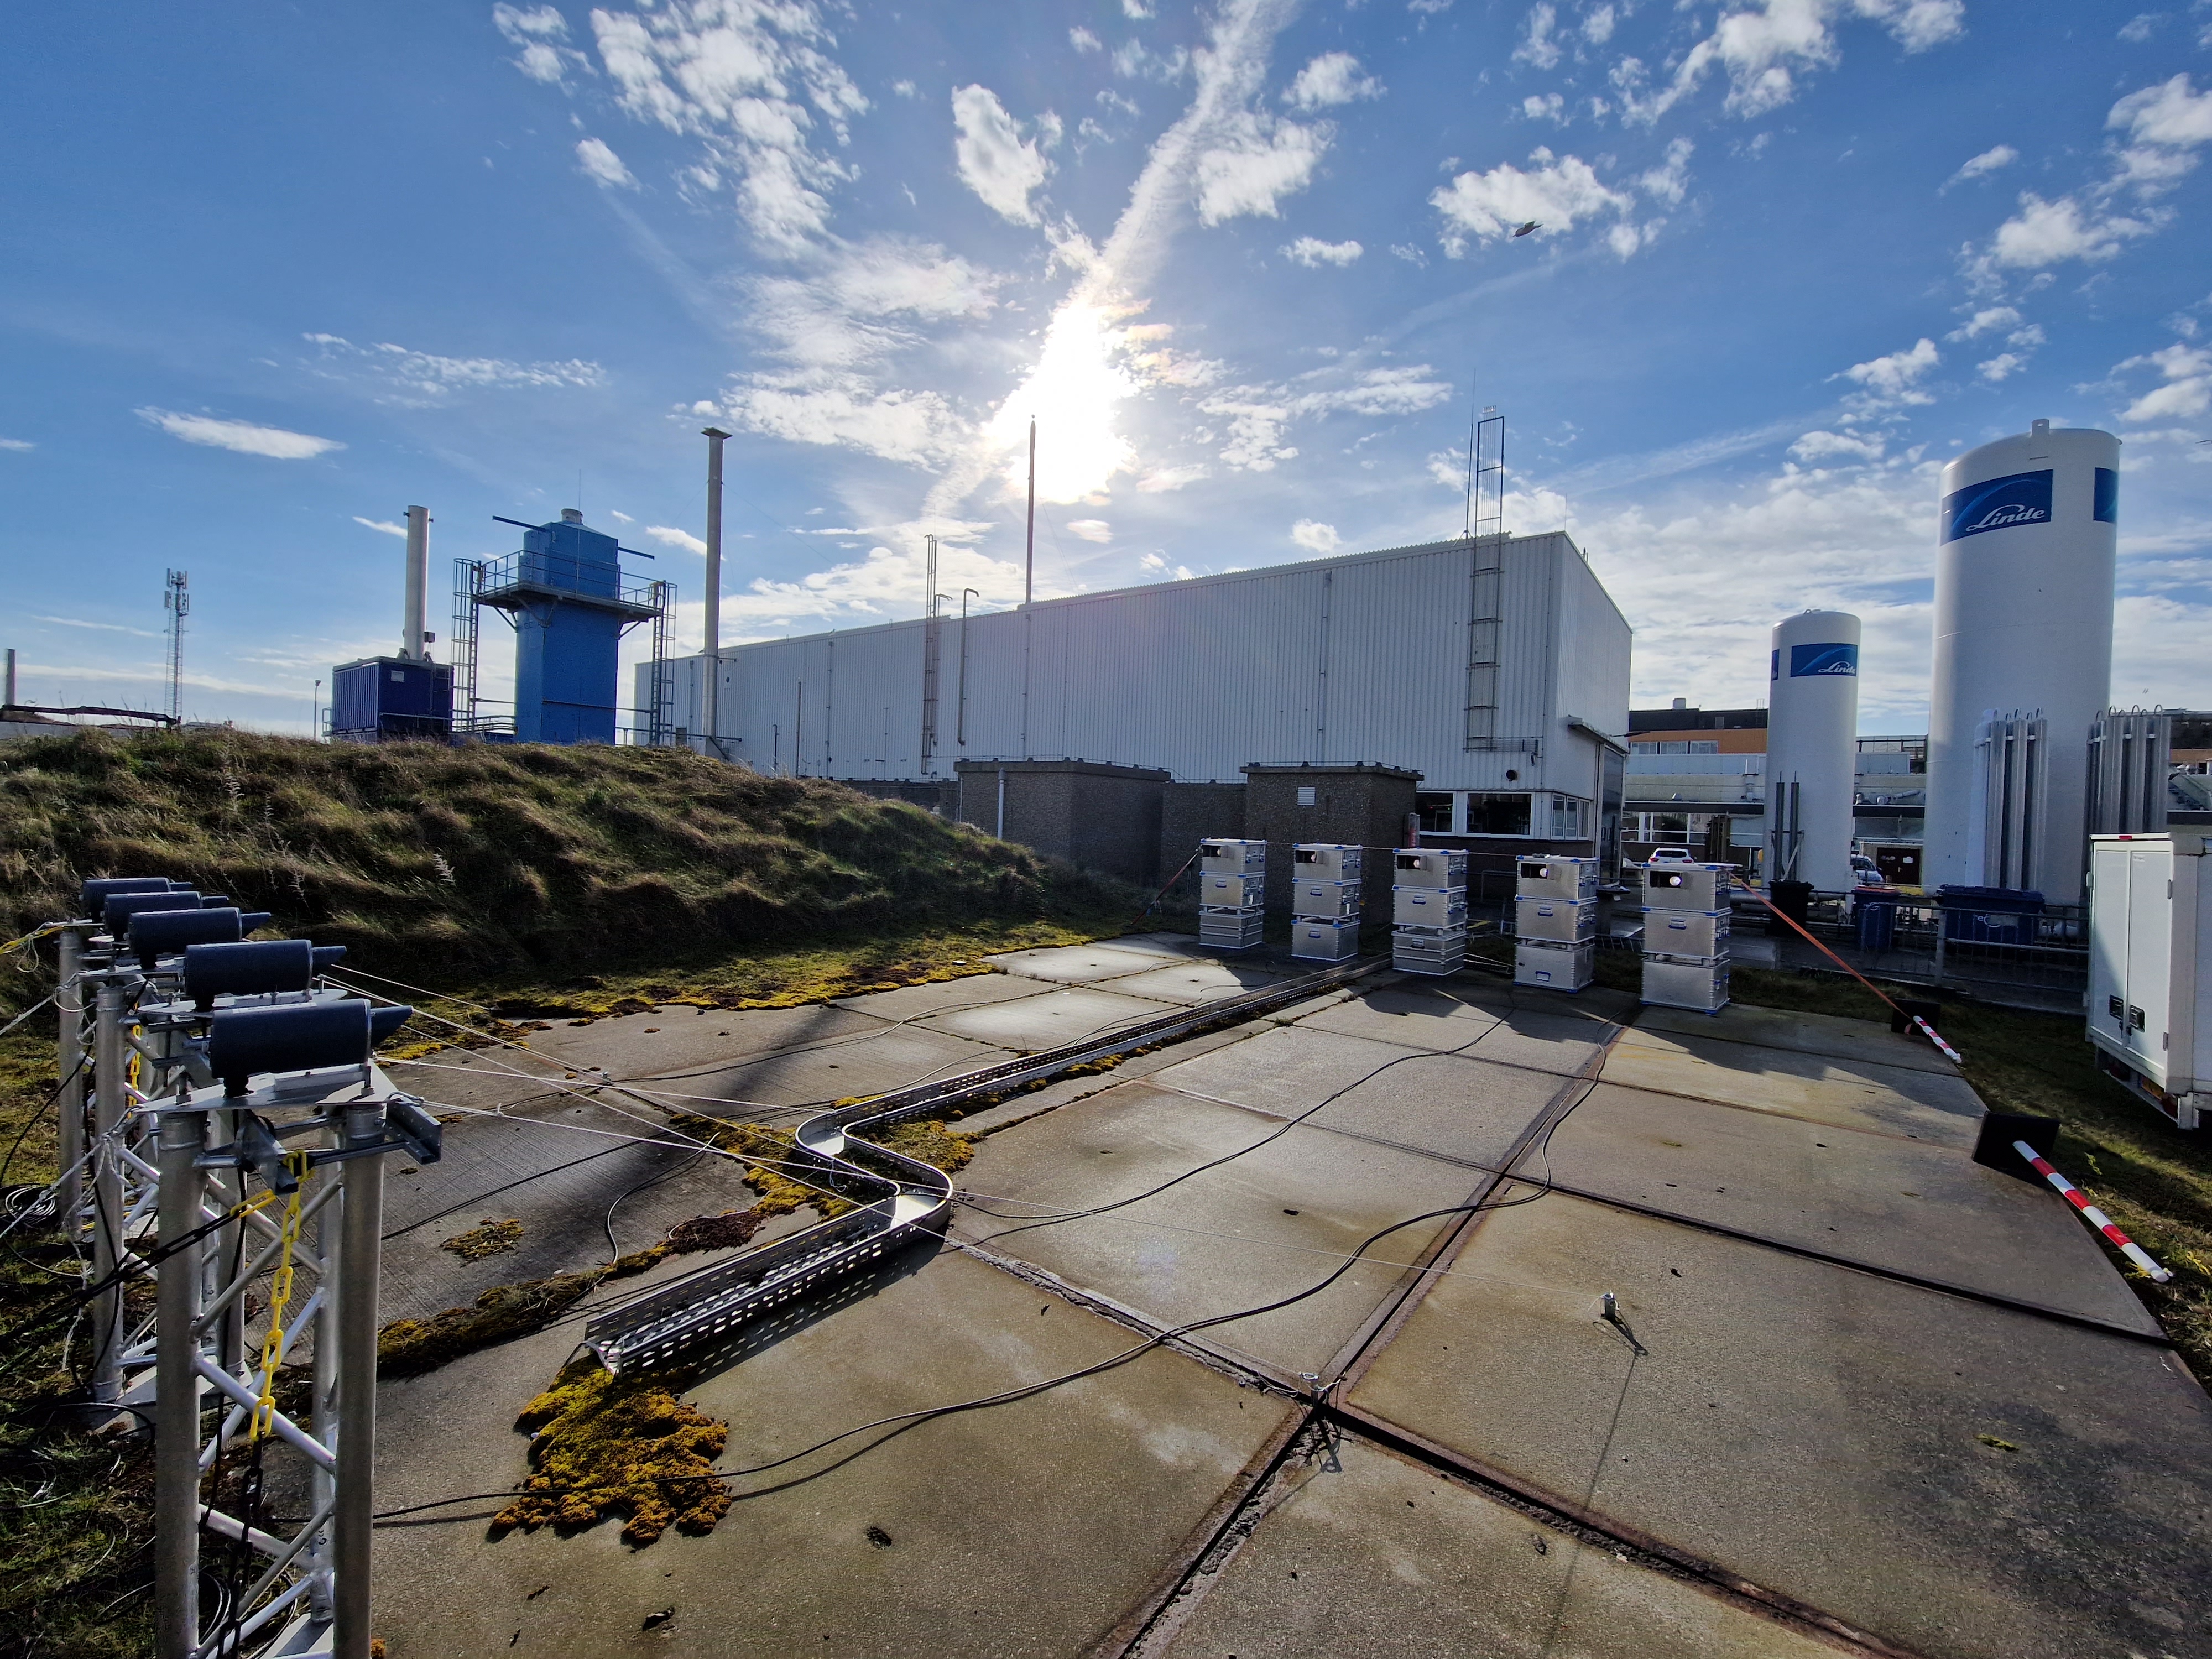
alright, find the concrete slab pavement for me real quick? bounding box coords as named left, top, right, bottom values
left=918, top=985, right=1175, bottom=1055
left=374, top=1246, right=1297, bottom=1659
left=1541, top=1082, right=2164, bottom=1334
left=988, top=942, right=1186, bottom=984
left=1604, top=1024, right=1986, bottom=1147
left=1102, top=959, right=1295, bottom=1006
left=1146, top=1431, right=1843, bottom=1659
left=1296, top=982, right=1620, bottom=1079
left=1637, top=1001, right=1960, bottom=1076
left=665, top=1024, right=1008, bottom=1111
left=1349, top=1192, right=2212, bottom=1659
left=955, top=1080, right=1477, bottom=1380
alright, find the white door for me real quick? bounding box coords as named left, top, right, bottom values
left=2088, top=840, right=2131, bottom=1062
left=2124, top=844, right=2173, bottom=1084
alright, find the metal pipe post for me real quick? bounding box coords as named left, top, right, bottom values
left=332, top=1100, right=388, bottom=1659
left=309, top=1180, right=343, bottom=1619
left=55, top=925, right=85, bottom=1228
left=153, top=1105, right=205, bottom=1659
left=402, top=507, right=429, bottom=661
left=701, top=427, right=730, bottom=757
left=90, top=977, right=133, bottom=1403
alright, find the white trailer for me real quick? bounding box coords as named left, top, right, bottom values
left=2088, top=831, right=2210, bottom=1129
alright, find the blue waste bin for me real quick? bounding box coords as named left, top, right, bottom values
left=1934, top=885, right=2044, bottom=944
left=1855, top=895, right=1898, bottom=952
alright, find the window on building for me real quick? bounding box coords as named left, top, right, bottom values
left=1689, top=740, right=1719, bottom=754
left=1415, top=792, right=1455, bottom=833
left=1465, top=792, right=1532, bottom=836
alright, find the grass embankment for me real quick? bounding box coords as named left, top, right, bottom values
left=0, top=729, right=1135, bottom=1641
left=0, top=728, right=1139, bottom=1018
left=1476, top=936, right=2212, bottom=1382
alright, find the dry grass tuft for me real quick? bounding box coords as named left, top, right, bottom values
left=440, top=1218, right=523, bottom=1260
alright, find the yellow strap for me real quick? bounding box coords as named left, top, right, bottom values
left=248, top=1152, right=313, bottom=1441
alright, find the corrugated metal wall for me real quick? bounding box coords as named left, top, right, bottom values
left=637, top=534, right=1632, bottom=796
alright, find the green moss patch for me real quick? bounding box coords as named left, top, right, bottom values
left=492, top=1358, right=731, bottom=1547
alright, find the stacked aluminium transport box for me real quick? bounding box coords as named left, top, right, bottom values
left=1291, top=843, right=1364, bottom=961
left=1514, top=856, right=1599, bottom=992
left=1392, top=848, right=1469, bottom=975
left=1642, top=862, right=1734, bottom=1012
left=1198, top=838, right=1267, bottom=951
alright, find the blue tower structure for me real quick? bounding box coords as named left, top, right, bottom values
left=456, top=509, right=673, bottom=744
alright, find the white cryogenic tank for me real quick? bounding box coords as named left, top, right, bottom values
left=1766, top=610, right=1861, bottom=890
left=1924, top=419, right=2119, bottom=903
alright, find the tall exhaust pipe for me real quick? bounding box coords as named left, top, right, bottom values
left=402, top=505, right=430, bottom=661
left=701, top=428, right=730, bottom=757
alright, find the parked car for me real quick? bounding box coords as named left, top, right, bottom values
left=1645, top=846, right=1697, bottom=866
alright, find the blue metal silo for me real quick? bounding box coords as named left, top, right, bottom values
left=468, top=510, right=665, bottom=744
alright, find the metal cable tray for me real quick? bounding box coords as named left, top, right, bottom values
left=582, top=952, right=1382, bottom=1372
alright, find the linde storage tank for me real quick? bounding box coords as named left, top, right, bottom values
left=1766, top=611, right=1861, bottom=890
left=1924, top=419, right=2118, bottom=903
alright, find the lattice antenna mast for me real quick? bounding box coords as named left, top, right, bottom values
left=162, top=569, right=189, bottom=722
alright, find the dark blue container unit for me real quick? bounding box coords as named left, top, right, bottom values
left=1934, top=884, right=2046, bottom=945
left=329, top=657, right=453, bottom=743
left=480, top=512, right=655, bottom=745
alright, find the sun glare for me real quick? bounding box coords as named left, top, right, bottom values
left=989, top=301, right=1140, bottom=504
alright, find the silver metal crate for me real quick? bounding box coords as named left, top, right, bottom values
left=1292, top=878, right=1362, bottom=919
left=1516, top=855, right=1600, bottom=901
left=1642, top=955, right=1730, bottom=1012
left=1291, top=918, right=1361, bottom=961
left=1392, top=888, right=1469, bottom=928
left=1644, top=908, right=1730, bottom=958
left=1393, top=848, right=1469, bottom=890
left=1293, top=843, right=1364, bottom=879
left=1200, top=872, right=1266, bottom=907
left=1393, top=931, right=1467, bottom=975
left=1198, top=838, right=1267, bottom=877
left=1198, top=906, right=1265, bottom=950
left=1515, top=938, right=1594, bottom=992
left=1642, top=863, right=1733, bottom=912
left=1514, top=894, right=1597, bottom=943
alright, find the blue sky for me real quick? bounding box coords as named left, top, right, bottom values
left=4, top=0, right=2208, bottom=737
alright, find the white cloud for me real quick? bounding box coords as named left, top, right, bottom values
left=1524, top=93, right=1567, bottom=124
left=1944, top=143, right=2017, bottom=188
left=28, top=614, right=163, bottom=639
left=1841, top=337, right=1939, bottom=401
left=587, top=0, right=867, bottom=249
left=2116, top=341, right=2212, bottom=422
left=1583, top=3, right=1617, bottom=44
left=952, top=85, right=1051, bottom=225
left=1070, top=26, right=1102, bottom=52
left=892, top=78, right=917, bottom=96
left=2118, top=13, right=2161, bottom=43
left=1947, top=305, right=2020, bottom=340
left=646, top=524, right=709, bottom=554
left=0, top=438, right=33, bottom=452
left=1789, top=429, right=1886, bottom=461
left=609, top=508, right=635, bottom=523
left=137, top=409, right=343, bottom=460
left=575, top=137, right=638, bottom=189
left=1199, top=364, right=1452, bottom=472
left=1514, top=3, right=1563, bottom=70
left=1430, top=147, right=1632, bottom=254
left=1113, top=39, right=1190, bottom=82
left=2109, top=74, right=2212, bottom=148
left=494, top=3, right=589, bottom=85
left=1284, top=52, right=1381, bottom=111
left=1290, top=518, right=1342, bottom=552
left=1065, top=518, right=1113, bottom=542
left=1990, top=193, right=2157, bottom=268
left=1124, top=0, right=1153, bottom=16
left=1137, top=463, right=1211, bottom=492
left=1282, top=236, right=1363, bottom=267
left=1976, top=353, right=2025, bottom=383
left=1139, top=551, right=1168, bottom=571
left=353, top=517, right=408, bottom=536
left=305, top=333, right=603, bottom=404
left=1193, top=112, right=1331, bottom=225
left=1612, top=0, right=1963, bottom=127
left=1639, top=137, right=1694, bottom=205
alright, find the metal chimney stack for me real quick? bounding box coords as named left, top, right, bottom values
left=402, top=506, right=430, bottom=661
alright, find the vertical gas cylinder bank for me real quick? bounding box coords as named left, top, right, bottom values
left=1766, top=610, right=1861, bottom=891
left=1924, top=420, right=2119, bottom=902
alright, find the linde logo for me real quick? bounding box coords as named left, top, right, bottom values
left=1940, top=468, right=2053, bottom=544
left=1789, top=642, right=1858, bottom=678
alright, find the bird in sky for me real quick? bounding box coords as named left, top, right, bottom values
left=1512, top=221, right=1541, bottom=237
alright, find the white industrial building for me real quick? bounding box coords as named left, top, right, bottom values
left=647, top=532, right=1632, bottom=852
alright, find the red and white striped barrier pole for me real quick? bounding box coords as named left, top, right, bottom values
left=2013, top=1140, right=2172, bottom=1283
left=1911, top=1015, right=1962, bottom=1065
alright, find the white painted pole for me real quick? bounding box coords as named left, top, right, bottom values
left=702, top=428, right=730, bottom=758
left=403, top=507, right=429, bottom=661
